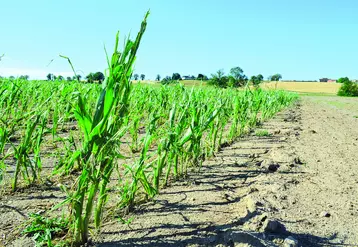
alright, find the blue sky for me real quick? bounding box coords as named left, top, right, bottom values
left=1, top=0, right=358, bottom=80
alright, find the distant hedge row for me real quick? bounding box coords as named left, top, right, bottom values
left=337, top=77, right=358, bottom=97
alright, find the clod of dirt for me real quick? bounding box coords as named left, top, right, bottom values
left=246, top=196, right=263, bottom=213
left=283, top=236, right=298, bottom=247
left=255, top=160, right=263, bottom=166
left=249, top=153, right=259, bottom=159
left=267, top=164, right=280, bottom=172
left=262, top=219, right=287, bottom=233
left=309, top=129, right=317, bottom=134
left=319, top=211, right=331, bottom=217
left=293, top=157, right=304, bottom=165
left=224, top=231, right=271, bottom=247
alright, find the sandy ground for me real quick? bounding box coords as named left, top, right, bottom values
left=1, top=95, right=358, bottom=247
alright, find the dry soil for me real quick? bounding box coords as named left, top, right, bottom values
left=1, top=95, right=358, bottom=247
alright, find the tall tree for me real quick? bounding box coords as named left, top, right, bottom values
left=250, top=74, right=264, bottom=87
left=172, top=73, right=181, bottom=80
left=47, top=73, right=54, bottom=81
left=140, top=74, right=145, bottom=80
left=133, top=74, right=139, bottom=80
left=337, top=77, right=350, bottom=83
left=67, top=76, right=72, bottom=81
left=86, top=73, right=94, bottom=83
left=156, top=74, right=161, bottom=81
left=19, top=75, right=29, bottom=80
left=197, top=74, right=208, bottom=80
left=270, top=74, right=282, bottom=81
left=208, top=69, right=228, bottom=88
left=93, top=72, right=105, bottom=82
left=229, top=66, right=247, bottom=87
left=58, top=75, right=64, bottom=81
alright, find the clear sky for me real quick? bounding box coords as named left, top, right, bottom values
left=1, top=0, right=358, bottom=80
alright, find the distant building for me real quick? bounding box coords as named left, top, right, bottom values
left=327, top=79, right=337, bottom=83
left=182, top=75, right=195, bottom=80
left=319, top=78, right=329, bottom=82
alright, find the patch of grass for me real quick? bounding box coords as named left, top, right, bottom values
left=22, top=214, right=69, bottom=247
left=255, top=129, right=271, bottom=137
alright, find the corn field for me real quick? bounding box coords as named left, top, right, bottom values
left=0, top=13, right=297, bottom=246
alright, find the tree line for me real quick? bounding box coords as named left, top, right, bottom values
left=45, top=72, right=105, bottom=83
left=2, top=68, right=282, bottom=88
left=143, top=67, right=282, bottom=88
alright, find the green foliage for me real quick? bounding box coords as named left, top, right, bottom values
left=337, top=79, right=358, bottom=97
left=255, top=129, right=271, bottom=137
left=269, top=73, right=282, bottom=81
left=46, top=73, right=54, bottom=81
left=140, top=74, right=145, bottom=80
left=209, top=68, right=248, bottom=88
left=161, top=76, right=178, bottom=85
left=23, top=214, right=69, bottom=247
left=62, top=11, right=149, bottom=245
left=19, top=75, right=30, bottom=80
left=197, top=74, right=208, bottom=80
left=172, top=73, right=182, bottom=80
left=208, top=70, right=229, bottom=87
left=156, top=74, right=161, bottom=81
left=250, top=74, right=264, bottom=87
left=0, top=77, right=297, bottom=245
left=337, top=77, right=350, bottom=84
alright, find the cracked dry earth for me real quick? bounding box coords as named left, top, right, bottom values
left=97, top=96, right=358, bottom=247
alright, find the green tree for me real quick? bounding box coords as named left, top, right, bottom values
left=86, top=73, right=94, bottom=83
left=208, top=69, right=229, bottom=88
left=250, top=74, right=264, bottom=88
left=270, top=74, right=282, bottom=81
left=19, top=75, right=29, bottom=80
left=337, top=77, right=350, bottom=84
left=229, top=66, right=247, bottom=87
left=66, top=76, right=72, bottom=81
left=93, top=72, right=105, bottom=82
left=58, top=75, right=64, bottom=81
left=156, top=74, right=161, bottom=81
left=47, top=73, right=54, bottom=81
left=9, top=76, right=15, bottom=80
left=338, top=79, right=358, bottom=96
left=133, top=74, right=139, bottom=80
left=197, top=74, right=208, bottom=80
left=172, top=73, right=181, bottom=80
left=140, top=74, right=145, bottom=80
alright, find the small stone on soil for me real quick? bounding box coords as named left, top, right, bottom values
left=284, top=236, right=298, bottom=247
left=262, top=219, right=286, bottom=233
left=319, top=211, right=331, bottom=217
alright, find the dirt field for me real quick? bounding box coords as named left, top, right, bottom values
left=261, top=82, right=341, bottom=95
left=1, top=95, right=358, bottom=246
left=138, top=80, right=342, bottom=95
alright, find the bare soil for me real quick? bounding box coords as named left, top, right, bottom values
left=1, top=96, right=358, bottom=247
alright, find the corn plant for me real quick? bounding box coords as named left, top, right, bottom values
left=11, top=113, right=46, bottom=191
left=62, top=12, right=149, bottom=245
